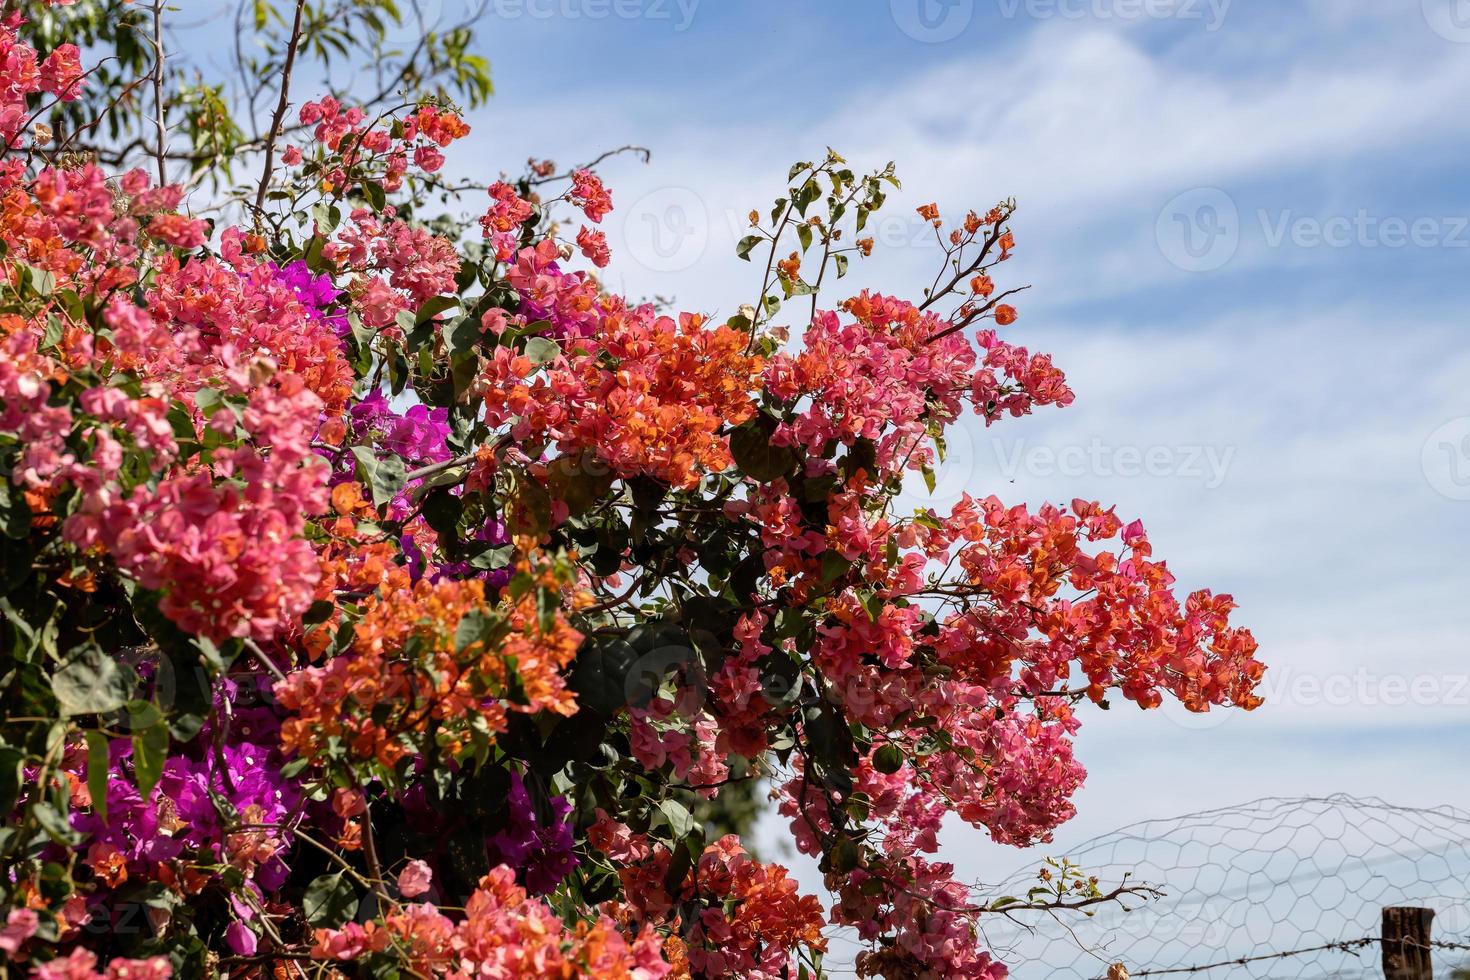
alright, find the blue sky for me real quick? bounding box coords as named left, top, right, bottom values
left=461, top=1, right=1470, bottom=958
left=442, top=0, right=1470, bottom=825
left=186, top=0, right=1470, bottom=970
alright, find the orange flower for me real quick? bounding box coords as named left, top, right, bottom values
left=277, top=568, right=584, bottom=773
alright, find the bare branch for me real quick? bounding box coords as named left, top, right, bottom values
left=150, top=0, right=168, bottom=184
left=255, top=0, right=307, bottom=213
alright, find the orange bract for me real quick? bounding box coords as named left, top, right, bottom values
left=277, top=574, right=583, bottom=770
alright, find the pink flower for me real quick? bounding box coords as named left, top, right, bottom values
left=332, top=788, right=367, bottom=818
left=354, top=276, right=409, bottom=330
left=397, top=860, right=433, bottom=898
left=481, top=182, right=535, bottom=237
left=570, top=169, right=613, bottom=223
left=576, top=226, right=610, bottom=268
left=147, top=213, right=208, bottom=248
left=0, top=908, right=38, bottom=955
left=413, top=145, right=444, bottom=173
left=32, top=948, right=99, bottom=980
left=310, top=922, right=372, bottom=961
left=225, top=922, right=258, bottom=956
left=281, top=145, right=302, bottom=165
left=105, top=956, right=172, bottom=979
left=39, top=44, right=84, bottom=101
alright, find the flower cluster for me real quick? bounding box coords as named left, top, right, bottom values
left=591, top=813, right=826, bottom=978
left=310, top=866, right=670, bottom=977
left=477, top=299, right=763, bottom=489
left=65, top=374, right=329, bottom=643
left=276, top=571, right=582, bottom=774
left=0, top=25, right=1264, bottom=979
left=295, top=99, right=470, bottom=193
left=1, top=16, right=82, bottom=147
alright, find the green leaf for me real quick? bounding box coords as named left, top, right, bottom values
left=351, top=447, right=407, bottom=507
left=570, top=634, right=641, bottom=717
left=52, top=647, right=134, bottom=716
left=453, top=608, right=497, bottom=654
left=735, top=234, right=763, bottom=261
left=729, top=414, right=798, bottom=483
left=0, top=480, right=32, bottom=540
left=465, top=543, right=514, bottom=572
left=422, top=489, right=463, bottom=543
left=873, top=743, right=905, bottom=775
left=302, top=600, right=335, bottom=627
left=132, top=720, right=169, bottom=798
left=0, top=746, right=25, bottom=818
left=303, top=873, right=358, bottom=928
left=523, top=336, right=560, bottom=365
left=310, top=202, right=342, bottom=234
left=40, top=315, right=63, bottom=350
left=546, top=452, right=615, bottom=517
left=820, top=550, right=852, bottom=584
left=85, top=732, right=110, bottom=822
left=446, top=314, right=481, bottom=357
left=363, top=180, right=386, bottom=213
left=659, top=799, right=695, bottom=839
left=505, top=473, right=551, bottom=538
left=194, top=386, right=224, bottom=417
left=33, top=798, right=80, bottom=845
left=416, top=295, right=461, bottom=325
left=795, top=179, right=821, bottom=217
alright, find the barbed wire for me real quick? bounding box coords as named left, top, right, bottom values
left=1102, top=937, right=1378, bottom=978
left=977, top=795, right=1470, bottom=979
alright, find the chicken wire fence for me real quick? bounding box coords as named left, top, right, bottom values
left=973, top=795, right=1470, bottom=980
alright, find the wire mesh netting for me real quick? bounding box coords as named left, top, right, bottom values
left=975, top=795, right=1470, bottom=979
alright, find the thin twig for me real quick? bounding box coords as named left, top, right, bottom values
left=526, top=144, right=651, bottom=186
left=149, top=0, right=168, bottom=184
left=255, top=0, right=307, bottom=213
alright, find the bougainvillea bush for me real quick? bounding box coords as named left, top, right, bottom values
left=0, top=3, right=1265, bottom=977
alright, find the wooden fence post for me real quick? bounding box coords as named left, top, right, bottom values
left=1383, top=906, right=1435, bottom=980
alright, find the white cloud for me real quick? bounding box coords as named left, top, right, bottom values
left=461, top=9, right=1470, bottom=968
left=447, top=14, right=1470, bottom=310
